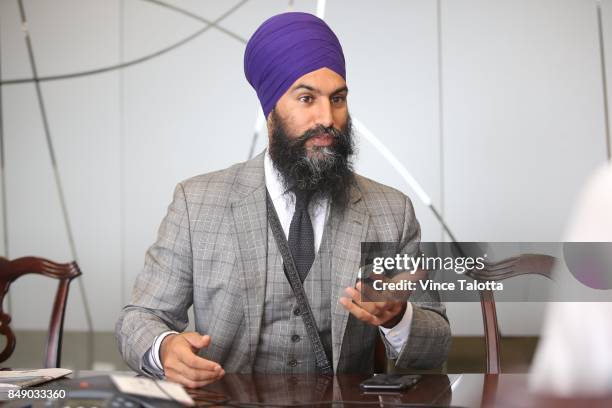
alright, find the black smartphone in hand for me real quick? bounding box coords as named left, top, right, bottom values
left=359, top=374, right=421, bottom=391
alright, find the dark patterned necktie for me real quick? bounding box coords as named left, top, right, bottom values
left=287, top=189, right=315, bottom=282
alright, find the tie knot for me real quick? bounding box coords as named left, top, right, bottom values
left=293, top=189, right=313, bottom=211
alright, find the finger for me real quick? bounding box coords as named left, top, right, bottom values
left=356, top=280, right=379, bottom=302
left=345, top=286, right=389, bottom=316
left=356, top=281, right=385, bottom=303
left=339, top=297, right=382, bottom=326
left=165, top=368, right=221, bottom=389
left=345, top=290, right=402, bottom=325
left=163, top=353, right=224, bottom=383
left=346, top=286, right=381, bottom=315
left=178, top=349, right=223, bottom=372
left=359, top=279, right=403, bottom=302
left=355, top=282, right=392, bottom=307
left=183, top=333, right=211, bottom=350
left=170, top=360, right=224, bottom=383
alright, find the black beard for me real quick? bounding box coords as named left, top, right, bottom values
left=268, top=109, right=356, bottom=208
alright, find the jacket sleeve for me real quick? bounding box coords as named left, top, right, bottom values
left=115, top=183, right=193, bottom=374
left=379, top=195, right=452, bottom=369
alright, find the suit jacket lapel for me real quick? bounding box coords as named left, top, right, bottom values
left=330, top=186, right=370, bottom=372
left=230, top=153, right=268, bottom=369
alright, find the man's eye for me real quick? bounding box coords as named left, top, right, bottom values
left=299, top=95, right=313, bottom=103
left=332, top=95, right=346, bottom=104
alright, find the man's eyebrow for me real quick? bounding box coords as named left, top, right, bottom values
left=291, top=84, right=349, bottom=95
left=291, top=84, right=316, bottom=93
left=331, top=86, right=349, bottom=95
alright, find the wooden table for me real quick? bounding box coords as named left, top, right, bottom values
left=190, top=372, right=612, bottom=407
left=5, top=370, right=612, bottom=407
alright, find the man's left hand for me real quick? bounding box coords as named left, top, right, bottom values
left=339, top=281, right=407, bottom=328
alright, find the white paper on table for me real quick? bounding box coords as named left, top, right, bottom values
left=111, top=375, right=194, bottom=406
left=0, top=368, right=72, bottom=389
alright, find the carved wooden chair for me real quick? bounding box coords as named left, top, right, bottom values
left=0, top=256, right=81, bottom=368
left=466, top=253, right=556, bottom=374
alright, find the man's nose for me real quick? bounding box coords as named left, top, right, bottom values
left=315, top=99, right=334, bottom=129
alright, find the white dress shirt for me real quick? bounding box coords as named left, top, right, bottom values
left=144, top=150, right=413, bottom=374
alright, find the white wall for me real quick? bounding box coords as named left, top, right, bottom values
left=1, top=0, right=609, bottom=338
left=440, top=0, right=608, bottom=335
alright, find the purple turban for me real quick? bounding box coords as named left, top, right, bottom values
left=244, top=12, right=346, bottom=118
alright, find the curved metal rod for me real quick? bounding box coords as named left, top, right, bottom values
left=353, top=118, right=465, bottom=246
left=1, top=0, right=249, bottom=85
left=316, top=0, right=327, bottom=18
left=0, top=8, right=10, bottom=314
left=597, top=1, right=612, bottom=161
left=141, top=0, right=247, bottom=44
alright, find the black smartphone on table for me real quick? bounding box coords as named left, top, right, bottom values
left=359, top=374, right=422, bottom=391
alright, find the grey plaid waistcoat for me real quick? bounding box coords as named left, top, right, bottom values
left=254, top=213, right=333, bottom=374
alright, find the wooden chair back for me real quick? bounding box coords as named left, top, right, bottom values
left=466, top=253, right=555, bottom=373
left=0, top=256, right=81, bottom=368
left=372, top=250, right=555, bottom=374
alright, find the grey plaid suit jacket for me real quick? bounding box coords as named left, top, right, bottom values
left=115, top=152, right=451, bottom=374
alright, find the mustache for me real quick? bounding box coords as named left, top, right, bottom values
left=291, top=124, right=345, bottom=146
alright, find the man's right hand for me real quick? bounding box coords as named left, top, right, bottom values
left=160, top=332, right=225, bottom=388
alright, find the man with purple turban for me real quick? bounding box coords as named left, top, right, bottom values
left=117, top=12, right=450, bottom=388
